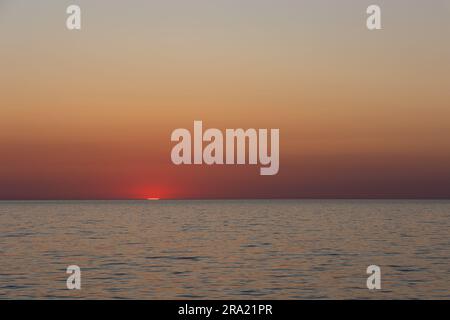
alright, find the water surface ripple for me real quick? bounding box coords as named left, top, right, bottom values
left=0, top=200, right=449, bottom=299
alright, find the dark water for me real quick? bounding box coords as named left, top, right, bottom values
left=0, top=200, right=449, bottom=299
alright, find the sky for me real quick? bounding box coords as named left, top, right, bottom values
left=1, top=0, right=450, bottom=199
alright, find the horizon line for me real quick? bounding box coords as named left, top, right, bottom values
left=1, top=197, right=450, bottom=201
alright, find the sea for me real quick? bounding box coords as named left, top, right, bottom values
left=0, top=200, right=449, bottom=299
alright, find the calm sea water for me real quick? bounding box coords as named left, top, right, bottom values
left=0, top=200, right=449, bottom=299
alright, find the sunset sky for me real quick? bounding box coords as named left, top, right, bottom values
left=1, top=0, right=450, bottom=199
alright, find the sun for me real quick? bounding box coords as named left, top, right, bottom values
left=146, top=197, right=160, bottom=200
